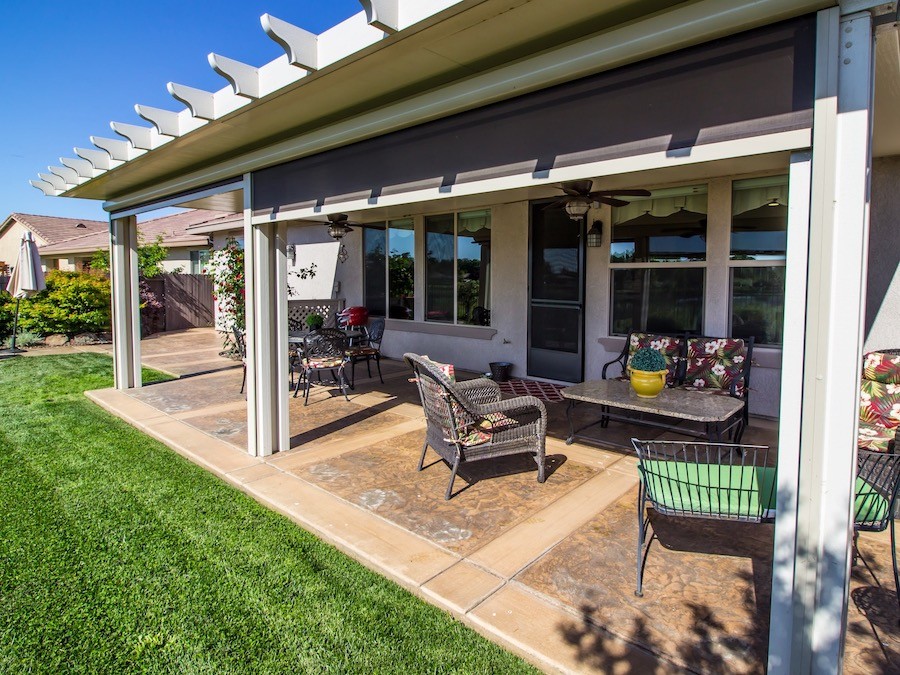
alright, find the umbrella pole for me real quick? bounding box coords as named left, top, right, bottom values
left=10, top=297, right=21, bottom=351
left=0, top=297, right=25, bottom=357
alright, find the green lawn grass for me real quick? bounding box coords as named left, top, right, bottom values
left=0, top=354, right=534, bottom=674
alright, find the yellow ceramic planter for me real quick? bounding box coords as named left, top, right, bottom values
left=629, top=368, right=667, bottom=398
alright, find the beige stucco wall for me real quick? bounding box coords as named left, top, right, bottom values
left=0, top=221, right=46, bottom=272
left=865, top=156, right=900, bottom=352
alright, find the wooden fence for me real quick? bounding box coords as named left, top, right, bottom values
left=144, top=274, right=214, bottom=333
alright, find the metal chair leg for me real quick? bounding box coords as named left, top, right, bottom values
left=366, top=357, right=372, bottom=378
left=375, top=354, right=383, bottom=384
left=891, top=516, right=900, bottom=623
left=636, top=483, right=647, bottom=597
left=445, top=456, right=461, bottom=500
left=240, top=365, right=246, bottom=395
left=339, top=367, right=350, bottom=402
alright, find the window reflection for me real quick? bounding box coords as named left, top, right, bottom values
left=611, top=268, right=704, bottom=335
left=731, top=176, right=788, bottom=260
left=425, top=214, right=455, bottom=323
left=731, top=267, right=785, bottom=345
left=363, top=225, right=386, bottom=317
left=388, top=218, right=414, bottom=320
left=457, top=210, right=491, bottom=326
left=611, top=187, right=708, bottom=263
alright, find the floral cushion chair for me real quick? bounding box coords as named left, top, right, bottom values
left=858, top=350, right=900, bottom=453
left=678, top=337, right=754, bottom=426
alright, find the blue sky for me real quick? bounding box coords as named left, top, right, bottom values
left=0, top=1, right=361, bottom=222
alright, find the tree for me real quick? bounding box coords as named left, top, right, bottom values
left=91, top=233, right=170, bottom=278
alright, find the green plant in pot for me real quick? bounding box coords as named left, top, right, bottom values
left=305, top=313, right=325, bottom=331
left=628, top=347, right=668, bottom=398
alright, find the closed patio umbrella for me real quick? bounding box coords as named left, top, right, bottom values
left=1, top=231, right=46, bottom=356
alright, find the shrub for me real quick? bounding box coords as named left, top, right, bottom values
left=305, top=313, right=324, bottom=330
left=630, top=347, right=667, bottom=372
left=0, top=293, right=15, bottom=342
left=19, top=271, right=111, bottom=339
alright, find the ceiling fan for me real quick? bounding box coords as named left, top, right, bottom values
left=325, top=213, right=357, bottom=263
left=326, top=213, right=356, bottom=239
left=545, top=180, right=651, bottom=220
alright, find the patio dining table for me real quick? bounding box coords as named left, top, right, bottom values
left=561, top=379, right=744, bottom=447
left=288, top=328, right=366, bottom=347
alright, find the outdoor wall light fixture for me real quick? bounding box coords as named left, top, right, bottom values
left=564, top=199, right=591, bottom=221
left=586, top=220, right=603, bottom=247
left=285, top=243, right=296, bottom=263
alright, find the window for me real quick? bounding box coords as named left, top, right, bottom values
left=363, top=219, right=415, bottom=320
left=730, top=175, right=788, bottom=345
left=190, top=250, right=210, bottom=274
left=426, top=210, right=491, bottom=325
left=609, top=185, right=707, bottom=334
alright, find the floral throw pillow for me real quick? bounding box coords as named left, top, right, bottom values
left=627, top=333, right=682, bottom=386
left=860, top=379, right=900, bottom=431
left=863, top=351, right=900, bottom=384
left=683, top=338, right=748, bottom=397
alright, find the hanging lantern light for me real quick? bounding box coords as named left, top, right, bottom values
left=586, top=220, right=603, bottom=247
left=564, top=199, right=591, bottom=221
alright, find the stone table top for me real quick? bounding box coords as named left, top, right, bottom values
left=561, top=379, right=743, bottom=423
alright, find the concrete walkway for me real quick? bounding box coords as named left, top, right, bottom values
left=75, top=329, right=896, bottom=674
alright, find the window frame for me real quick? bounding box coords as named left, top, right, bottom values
left=362, top=219, right=416, bottom=321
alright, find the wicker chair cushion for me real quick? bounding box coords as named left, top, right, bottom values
left=682, top=337, right=748, bottom=397
left=627, top=333, right=682, bottom=386
left=864, top=351, right=900, bottom=384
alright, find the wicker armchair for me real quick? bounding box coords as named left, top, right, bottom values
left=405, top=353, right=548, bottom=500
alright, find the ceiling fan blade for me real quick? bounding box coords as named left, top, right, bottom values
left=596, top=196, right=631, bottom=208
left=542, top=199, right=569, bottom=210
left=590, top=189, right=652, bottom=198
left=561, top=188, right=584, bottom=198
left=562, top=179, right=593, bottom=195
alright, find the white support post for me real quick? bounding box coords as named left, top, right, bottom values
left=243, top=174, right=290, bottom=457
left=767, top=8, right=874, bottom=673
left=109, top=215, right=141, bottom=390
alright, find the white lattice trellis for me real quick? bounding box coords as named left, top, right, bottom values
left=288, top=299, right=346, bottom=330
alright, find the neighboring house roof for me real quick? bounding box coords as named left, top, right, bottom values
left=1, top=213, right=107, bottom=246
left=38, top=209, right=233, bottom=256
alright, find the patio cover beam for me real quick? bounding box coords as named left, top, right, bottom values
left=243, top=175, right=289, bottom=457
left=768, top=7, right=874, bottom=672
left=109, top=215, right=141, bottom=390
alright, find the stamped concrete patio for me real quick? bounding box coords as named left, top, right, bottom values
left=86, top=329, right=899, bottom=673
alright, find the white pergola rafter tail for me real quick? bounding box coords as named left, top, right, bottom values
left=30, top=179, right=61, bottom=196
left=111, top=121, right=170, bottom=150
left=90, top=135, right=140, bottom=162
left=134, top=104, right=206, bottom=137
left=261, top=14, right=319, bottom=71
left=209, top=53, right=261, bottom=99
left=38, top=172, right=66, bottom=190
left=48, top=165, right=81, bottom=186
left=60, top=156, right=99, bottom=179
left=167, top=82, right=218, bottom=120
left=359, top=0, right=400, bottom=33
left=74, top=146, right=118, bottom=171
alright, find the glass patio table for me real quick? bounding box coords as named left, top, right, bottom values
left=561, top=379, right=745, bottom=447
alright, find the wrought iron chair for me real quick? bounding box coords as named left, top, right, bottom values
left=347, top=317, right=385, bottom=388
left=233, top=326, right=247, bottom=395
left=854, top=449, right=900, bottom=618
left=293, top=328, right=350, bottom=405
left=405, top=353, right=547, bottom=500
left=631, top=439, right=776, bottom=597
